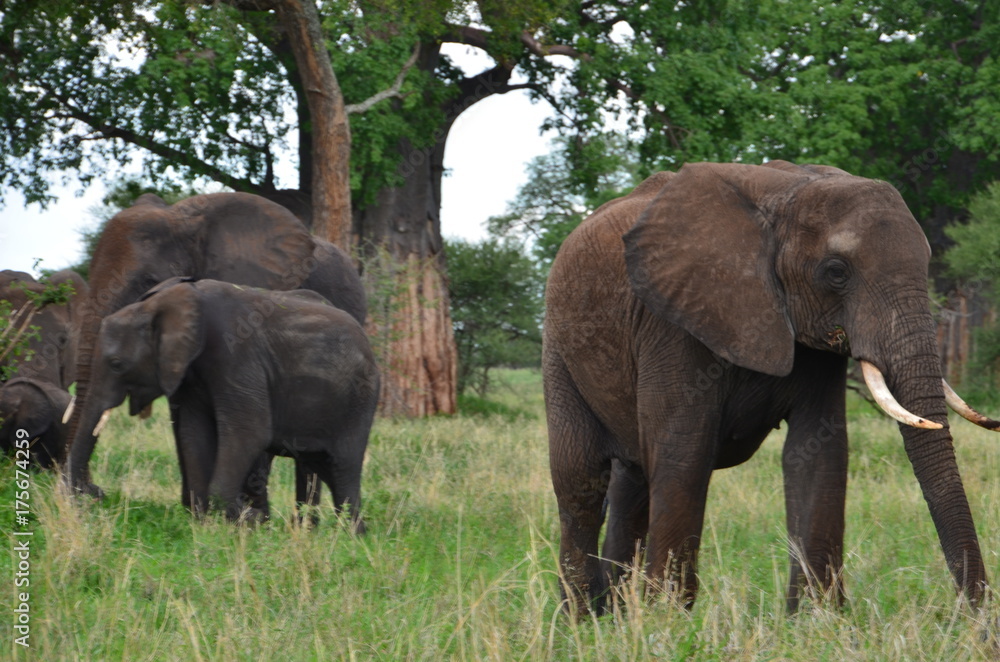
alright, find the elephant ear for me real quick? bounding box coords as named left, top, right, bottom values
left=151, top=282, right=205, bottom=397
left=32, top=379, right=72, bottom=422
left=623, top=162, right=808, bottom=377
left=139, top=276, right=197, bottom=302
left=185, top=193, right=316, bottom=290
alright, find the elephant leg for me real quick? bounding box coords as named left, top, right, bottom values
left=295, top=463, right=322, bottom=527
left=210, top=410, right=274, bottom=522
left=309, top=432, right=367, bottom=534
left=643, top=448, right=714, bottom=609
left=545, top=353, right=612, bottom=615
left=243, top=453, right=274, bottom=521
left=600, top=459, right=649, bottom=588
left=782, top=355, right=849, bottom=612
left=170, top=395, right=216, bottom=515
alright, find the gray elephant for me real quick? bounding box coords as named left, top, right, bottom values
left=72, top=278, right=379, bottom=526
left=64, top=192, right=367, bottom=510
left=543, top=161, right=1000, bottom=615
left=0, top=377, right=74, bottom=470
left=1, top=269, right=89, bottom=388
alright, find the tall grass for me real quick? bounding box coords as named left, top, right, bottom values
left=3, top=369, right=999, bottom=660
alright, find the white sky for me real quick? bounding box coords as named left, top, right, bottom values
left=0, top=44, right=558, bottom=275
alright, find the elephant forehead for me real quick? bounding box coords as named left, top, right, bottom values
left=827, top=230, right=861, bottom=255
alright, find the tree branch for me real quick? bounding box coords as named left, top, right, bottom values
left=519, top=30, right=588, bottom=59
left=441, top=23, right=492, bottom=50
left=345, top=45, right=420, bottom=114
left=44, top=89, right=259, bottom=192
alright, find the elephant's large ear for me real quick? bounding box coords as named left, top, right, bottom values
left=139, top=276, right=197, bottom=302
left=183, top=193, right=316, bottom=290
left=623, top=162, right=805, bottom=377
left=151, top=283, right=205, bottom=397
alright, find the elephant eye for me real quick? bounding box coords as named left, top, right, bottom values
left=821, top=259, right=852, bottom=289
left=108, top=357, right=126, bottom=373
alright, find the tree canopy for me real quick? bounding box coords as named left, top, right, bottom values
left=5, top=1, right=999, bottom=241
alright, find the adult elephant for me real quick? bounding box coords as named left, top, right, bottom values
left=1, top=269, right=89, bottom=388
left=544, top=161, right=1000, bottom=615
left=65, top=192, right=367, bottom=505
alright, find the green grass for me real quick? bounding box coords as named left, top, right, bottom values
left=3, top=368, right=1000, bottom=660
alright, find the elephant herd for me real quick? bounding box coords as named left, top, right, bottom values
left=4, top=192, right=377, bottom=529
left=3, top=161, right=999, bottom=616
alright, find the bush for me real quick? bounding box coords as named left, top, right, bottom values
left=944, top=181, right=1000, bottom=396
left=445, top=237, right=544, bottom=396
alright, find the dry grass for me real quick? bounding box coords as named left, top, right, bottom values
left=3, top=369, right=1000, bottom=660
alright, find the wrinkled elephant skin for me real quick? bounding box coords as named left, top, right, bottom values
left=544, top=161, right=992, bottom=614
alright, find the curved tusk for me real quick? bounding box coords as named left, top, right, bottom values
left=860, top=360, right=943, bottom=430
left=62, top=395, right=76, bottom=424
left=942, top=380, right=1000, bottom=431
left=92, top=409, right=113, bottom=436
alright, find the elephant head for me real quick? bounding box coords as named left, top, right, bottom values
left=622, top=160, right=998, bottom=604
left=72, top=279, right=205, bottom=454
left=64, top=192, right=338, bottom=495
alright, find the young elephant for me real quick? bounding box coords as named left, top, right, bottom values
left=68, top=278, right=379, bottom=527
left=0, top=377, right=74, bottom=469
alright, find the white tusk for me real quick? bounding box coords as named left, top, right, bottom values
left=942, top=380, right=1000, bottom=432
left=860, top=360, right=943, bottom=430
left=62, top=395, right=76, bottom=424
left=92, top=409, right=113, bottom=436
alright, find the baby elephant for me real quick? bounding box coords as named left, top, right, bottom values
left=69, top=278, right=379, bottom=528
left=0, top=377, right=73, bottom=469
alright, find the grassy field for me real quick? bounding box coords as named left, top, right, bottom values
left=3, top=368, right=1000, bottom=660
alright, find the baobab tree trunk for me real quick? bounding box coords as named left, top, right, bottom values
left=276, top=0, right=353, bottom=247
left=352, top=47, right=521, bottom=417
left=356, top=136, right=457, bottom=417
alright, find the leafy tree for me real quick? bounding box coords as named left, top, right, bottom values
left=744, top=0, right=1000, bottom=255
left=6, top=1, right=1000, bottom=414
left=944, top=181, right=1000, bottom=297
left=488, top=134, right=641, bottom=268
left=445, top=237, right=543, bottom=397
left=944, top=181, right=1000, bottom=391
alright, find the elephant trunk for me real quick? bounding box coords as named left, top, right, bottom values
left=885, top=335, right=987, bottom=606
left=63, top=280, right=129, bottom=495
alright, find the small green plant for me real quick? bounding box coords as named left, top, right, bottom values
left=0, top=262, right=74, bottom=380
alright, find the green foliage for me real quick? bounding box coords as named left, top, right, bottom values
left=445, top=237, right=544, bottom=396
left=944, top=181, right=1000, bottom=394
left=0, top=265, right=73, bottom=380
left=944, top=181, right=1000, bottom=300
left=487, top=134, right=640, bottom=266
left=0, top=0, right=292, bottom=203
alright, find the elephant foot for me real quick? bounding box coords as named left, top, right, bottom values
left=227, top=504, right=270, bottom=526
left=72, top=482, right=105, bottom=501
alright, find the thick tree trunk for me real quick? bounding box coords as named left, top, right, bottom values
left=356, top=135, right=457, bottom=417
left=277, top=0, right=352, bottom=248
